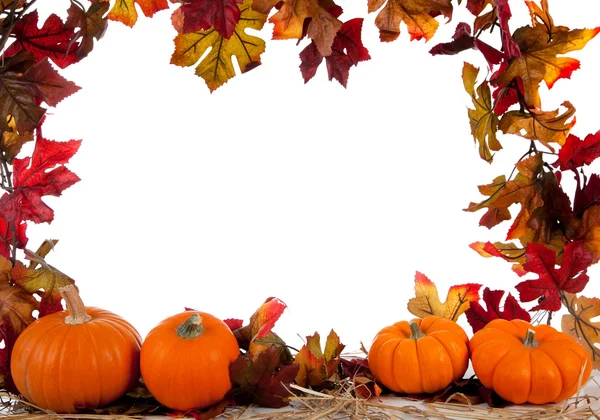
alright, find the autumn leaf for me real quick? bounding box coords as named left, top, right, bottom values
left=0, top=256, right=38, bottom=335
left=555, top=131, right=600, bottom=172
left=465, top=288, right=531, bottom=333
left=499, top=101, right=576, bottom=151
left=4, top=11, right=78, bottom=69
left=230, top=345, right=299, bottom=408
left=294, top=330, right=345, bottom=388
left=104, top=0, right=169, bottom=28
left=368, top=0, right=452, bottom=42
left=493, top=0, right=521, bottom=59
left=177, top=0, right=242, bottom=38
left=171, top=0, right=266, bottom=92
left=407, top=271, right=481, bottom=321
left=0, top=216, right=27, bottom=260
left=561, top=293, right=600, bottom=370
left=1, top=116, right=33, bottom=164
left=299, top=18, right=370, bottom=87
left=430, top=23, right=502, bottom=69
left=573, top=175, right=600, bottom=218
left=463, top=62, right=501, bottom=163
left=515, top=241, right=592, bottom=311
left=340, top=358, right=382, bottom=400
left=65, top=0, right=110, bottom=60
left=493, top=24, right=600, bottom=109
left=0, top=318, right=18, bottom=392
left=0, top=135, right=81, bottom=225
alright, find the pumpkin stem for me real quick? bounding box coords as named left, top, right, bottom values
left=409, top=321, right=426, bottom=340
left=523, top=328, right=539, bottom=348
left=177, top=313, right=204, bottom=339
left=60, top=285, right=92, bottom=325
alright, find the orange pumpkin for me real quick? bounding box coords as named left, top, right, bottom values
left=140, top=311, right=240, bottom=411
left=10, top=285, right=142, bottom=413
left=368, top=316, right=469, bottom=394
left=469, top=318, right=592, bottom=404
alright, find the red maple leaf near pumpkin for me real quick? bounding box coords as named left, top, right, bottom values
left=516, top=241, right=593, bottom=311
left=465, top=288, right=531, bottom=333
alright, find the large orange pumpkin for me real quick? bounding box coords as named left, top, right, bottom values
left=140, top=311, right=240, bottom=411
left=10, top=285, right=142, bottom=413
left=469, top=319, right=592, bottom=404
left=368, top=316, right=469, bottom=394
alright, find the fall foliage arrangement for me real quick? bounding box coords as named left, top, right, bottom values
left=0, top=0, right=600, bottom=417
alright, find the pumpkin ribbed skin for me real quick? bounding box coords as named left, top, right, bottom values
left=10, top=307, right=142, bottom=413
left=140, top=311, right=240, bottom=411
left=469, top=319, right=592, bottom=404
left=368, top=316, right=469, bottom=394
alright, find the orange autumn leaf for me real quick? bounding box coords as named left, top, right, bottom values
left=294, top=330, right=344, bottom=388
left=368, top=0, right=452, bottom=42
left=499, top=101, right=575, bottom=151
left=407, top=272, right=481, bottom=321
left=170, top=0, right=266, bottom=91
left=463, top=62, right=501, bottom=163
left=493, top=23, right=599, bottom=108
left=103, top=0, right=168, bottom=27
left=561, top=293, right=600, bottom=370
left=1, top=116, right=33, bottom=165
left=269, top=0, right=342, bottom=56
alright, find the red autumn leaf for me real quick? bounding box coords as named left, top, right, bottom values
left=233, top=297, right=287, bottom=347
left=555, top=131, right=600, bottom=171
left=178, top=0, right=242, bottom=38
left=429, top=23, right=502, bottom=68
left=0, top=135, right=81, bottom=225
left=224, top=318, right=243, bottom=331
left=4, top=11, right=78, bottom=69
left=21, top=57, right=81, bottom=107
left=494, top=0, right=521, bottom=59
left=465, top=288, right=531, bottom=333
left=65, top=0, right=110, bottom=60
left=299, top=18, right=370, bottom=87
left=0, top=217, right=27, bottom=260
left=573, top=173, right=600, bottom=216
left=491, top=68, right=523, bottom=115
left=230, top=345, right=299, bottom=408
left=516, top=241, right=593, bottom=311
left=470, top=241, right=527, bottom=276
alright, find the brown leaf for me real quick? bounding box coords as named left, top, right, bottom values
left=0, top=256, right=38, bottom=335
left=561, top=293, right=600, bottom=370
left=1, top=116, right=33, bottom=164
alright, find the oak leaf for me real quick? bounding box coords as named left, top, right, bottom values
left=171, top=0, right=266, bottom=92
left=65, top=0, right=110, bottom=60
left=407, top=271, right=481, bottom=321
left=561, top=293, right=600, bottom=370
left=104, top=0, right=169, bottom=27
left=463, top=62, right=501, bottom=163
left=516, top=241, right=592, bottom=311
left=0, top=135, right=81, bottom=225
left=493, top=24, right=600, bottom=109
left=178, top=0, right=242, bottom=38
left=556, top=131, right=600, bottom=172
left=294, top=330, right=344, bottom=388
left=368, top=0, right=453, bottom=42
left=299, top=18, right=370, bottom=87
left=499, top=101, right=575, bottom=151
left=270, top=0, right=342, bottom=56
left=465, top=288, right=530, bottom=333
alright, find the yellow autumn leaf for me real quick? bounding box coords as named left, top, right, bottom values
left=170, top=0, right=266, bottom=92
left=103, top=0, right=168, bottom=27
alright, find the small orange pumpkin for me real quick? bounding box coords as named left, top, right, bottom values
left=140, top=311, right=240, bottom=411
left=10, top=285, right=142, bottom=413
left=469, top=318, right=592, bottom=404
left=368, top=316, right=469, bottom=394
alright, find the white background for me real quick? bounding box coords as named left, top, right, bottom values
left=29, top=0, right=600, bottom=351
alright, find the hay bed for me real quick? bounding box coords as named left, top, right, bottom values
left=2, top=379, right=599, bottom=420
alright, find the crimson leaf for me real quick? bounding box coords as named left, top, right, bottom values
left=465, top=287, right=531, bottom=333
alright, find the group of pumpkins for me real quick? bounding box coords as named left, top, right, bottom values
left=9, top=285, right=593, bottom=414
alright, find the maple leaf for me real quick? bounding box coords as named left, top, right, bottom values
left=561, top=293, right=600, bottom=370
left=407, top=271, right=481, bottom=321
left=224, top=318, right=243, bottom=331
left=430, top=23, right=502, bottom=69
left=499, top=101, right=576, bottom=152
left=177, top=0, right=242, bottom=38
left=463, top=62, right=501, bottom=163
left=269, top=0, right=342, bottom=57
left=493, top=24, right=600, bottom=109
left=1, top=116, right=33, bottom=164
left=515, top=241, right=592, bottom=311
left=294, top=330, right=345, bottom=388
left=4, top=11, right=78, bottom=69
left=299, top=18, right=370, bottom=87
left=230, top=345, right=300, bottom=408
left=0, top=257, right=38, bottom=335
left=171, top=0, right=266, bottom=92
left=368, top=0, right=453, bottom=42
left=493, top=0, right=521, bottom=59
left=0, top=216, right=27, bottom=260
left=0, top=135, right=81, bottom=225
left=465, top=288, right=531, bottom=333
left=65, top=0, right=110, bottom=60
left=104, top=0, right=169, bottom=28
left=573, top=174, right=600, bottom=217
left=556, top=131, right=600, bottom=172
